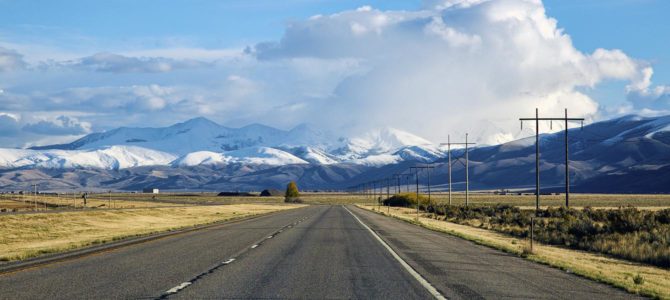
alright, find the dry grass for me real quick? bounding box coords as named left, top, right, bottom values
left=428, top=193, right=670, bottom=208
left=0, top=200, right=34, bottom=211
left=359, top=205, right=670, bottom=299
left=4, top=192, right=668, bottom=211
left=0, top=203, right=303, bottom=262
left=0, top=193, right=179, bottom=212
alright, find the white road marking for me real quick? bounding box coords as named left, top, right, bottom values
left=343, top=206, right=447, bottom=300
left=165, top=282, right=191, bottom=294
left=160, top=216, right=306, bottom=297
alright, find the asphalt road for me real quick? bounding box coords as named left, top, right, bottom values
left=0, top=205, right=639, bottom=299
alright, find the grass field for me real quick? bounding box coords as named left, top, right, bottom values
left=353, top=192, right=670, bottom=208
left=3, top=192, right=670, bottom=213
left=112, top=192, right=670, bottom=207
left=360, top=205, right=670, bottom=299
left=0, top=203, right=302, bottom=262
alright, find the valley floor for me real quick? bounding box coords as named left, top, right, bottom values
left=0, top=205, right=637, bottom=299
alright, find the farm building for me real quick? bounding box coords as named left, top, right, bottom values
left=142, top=188, right=159, bottom=194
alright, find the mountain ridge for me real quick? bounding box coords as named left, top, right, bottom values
left=2, top=114, right=669, bottom=193
left=23, top=117, right=443, bottom=169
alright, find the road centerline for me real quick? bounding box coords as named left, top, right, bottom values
left=156, top=212, right=313, bottom=299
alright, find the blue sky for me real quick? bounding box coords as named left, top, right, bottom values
left=0, top=0, right=669, bottom=147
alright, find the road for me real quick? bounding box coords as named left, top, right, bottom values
left=0, top=205, right=638, bottom=299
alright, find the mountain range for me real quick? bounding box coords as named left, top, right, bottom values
left=1, top=115, right=669, bottom=193
left=21, top=117, right=440, bottom=168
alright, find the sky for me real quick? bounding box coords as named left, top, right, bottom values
left=0, top=0, right=669, bottom=147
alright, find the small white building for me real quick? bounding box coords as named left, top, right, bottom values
left=142, top=188, right=159, bottom=194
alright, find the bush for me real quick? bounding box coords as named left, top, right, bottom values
left=382, top=193, right=429, bottom=208
left=284, top=181, right=302, bottom=203
left=418, top=203, right=670, bottom=268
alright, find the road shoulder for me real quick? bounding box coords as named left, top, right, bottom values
left=0, top=204, right=305, bottom=275
left=350, top=205, right=646, bottom=300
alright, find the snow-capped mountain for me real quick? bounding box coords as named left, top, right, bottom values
left=0, top=146, right=176, bottom=169
left=14, top=117, right=442, bottom=169
left=171, top=147, right=309, bottom=167
left=31, top=117, right=339, bottom=155
left=2, top=114, right=670, bottom=193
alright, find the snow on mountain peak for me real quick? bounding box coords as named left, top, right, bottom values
left=0, top=146, right=176, bottom=170
left=349, top=127, right=433, bottom=151
left=172, top=146, right=308, bottom=167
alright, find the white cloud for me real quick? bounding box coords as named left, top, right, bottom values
left=67, top=52, right=210, bottom=73
left=0, top=0, right=668, bottom=147
left=0, top=47, right=26, bottom=71
left=247, top=0, right=658, bottom=142
left=0, top=113, right=21, bottom=135
left=22, top=115, right=91, bottom=135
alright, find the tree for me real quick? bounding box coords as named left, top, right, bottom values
left=284, top=181, right=301, bottom=203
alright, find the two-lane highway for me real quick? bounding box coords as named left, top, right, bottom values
left=0, top=205, right=639, bottom=299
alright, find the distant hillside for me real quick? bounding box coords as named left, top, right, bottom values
left=1, top=114, right=669, bottom=193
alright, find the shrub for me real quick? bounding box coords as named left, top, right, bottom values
left=284, top=181, right=302, bottom=203
left=382, top=193, right=429, bottom=207
left=417, top=203, right=670, bottom=268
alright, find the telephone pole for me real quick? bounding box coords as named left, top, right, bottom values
left=520, top=108, right=584, bottom=210
left=386, top=177, right=391, bottom=213
left=394, top=173, right=412, bottom=193
left=440, top=133, right=476, bottom=206
left=409, top=166, right=435, bottom=219
left=393, top=174, right=401, bottom=194
left=32, top=184, right=38, bottom=210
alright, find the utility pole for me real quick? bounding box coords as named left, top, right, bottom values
left=379, top=179, right=383, bottom=208
left=32, top=184, right=37, bottom=210
left=520, top=108, right=584, bottom=211
left=414, top=168, right=419, bottom=219
left=440, top=134, right=476, bottom=206
left=409, top=166, right=435, bottom=219
left=386, top=178, right=390, bottom=213
left=394, top=173, right=412, bottom=194
left=393, top=174, right=401, bottom=194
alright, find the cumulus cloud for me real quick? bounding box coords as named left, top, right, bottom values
left=624, top=66, right=670, bottom=112
left=22, top=115, right=91, bottom=135
left=247, top=0, right=656, bottom=142
left=69, top=52, right=210, bottom=73
left=0, top=47, right=26, bottom=72
left=0, top=113, right=21, bottom=135
left=0, top=0, right=668, bottom=147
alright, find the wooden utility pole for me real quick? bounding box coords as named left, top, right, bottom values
left=439, top=134, right=476, bottom=206
left=520, top=108, right=584, bottom=210
left=409, top=166, right=435, bottom=219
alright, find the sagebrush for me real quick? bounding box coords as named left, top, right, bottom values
left=425, top=204, right=670, bottom=268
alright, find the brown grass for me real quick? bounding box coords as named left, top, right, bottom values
left=4, top=192, right=668, bottom=211
left=359, top=205, right=670, bottom=299
left=0, top=203, right=303, bottom=261
left=428, top=193, right=670, bottom=208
